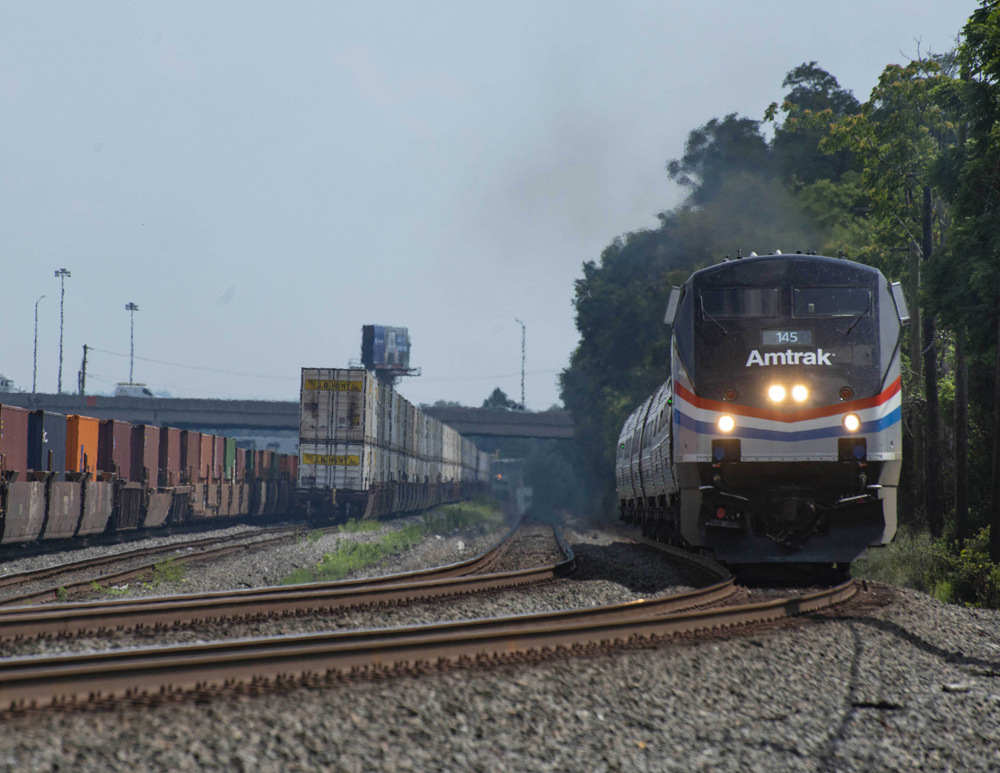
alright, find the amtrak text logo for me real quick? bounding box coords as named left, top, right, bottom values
left=745, top=349, right=835, bottom=366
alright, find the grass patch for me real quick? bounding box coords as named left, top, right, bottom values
left=338, top=519, right=382, bottom=534
left=853, top=525, right=1000, bottom=608
left=151, top=557, right=186, bottom=586
left=90, top=580, right=130, bottom=597
left=280, top=497, right=504, bottom=585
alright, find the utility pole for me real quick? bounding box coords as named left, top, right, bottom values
left=54, top=268, right=71, bottom=394
left=922, top=185, right=943, bottom=537
left=78, top=345, right=88, bottom=395
left=514, top=318, right=526, bottom=409
left=956, top=327, right=968, bottom=548
left=32, top=295, right=45, bottom=394
left=125, top=302, right=139, bottom=383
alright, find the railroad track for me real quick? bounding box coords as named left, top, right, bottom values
left=0, top=524, right=548, bottom=641
left=0, top=525, right=324, bottom=607
left=0, top=523, right=856, bottom=712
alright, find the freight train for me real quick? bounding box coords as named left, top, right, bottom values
left=0, top=407, right=300, bottom=545
left=296, top=368, right=491, bottom=519
left=616, top=252, right=909, bottom=566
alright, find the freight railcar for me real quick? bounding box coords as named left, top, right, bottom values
left=617, top=253, right=909, bottom=566
left=0, top=406, right=298, bottom=548
left=296, top=368, right=489, bottom=519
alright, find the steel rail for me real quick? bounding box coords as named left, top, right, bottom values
left=0, top=518, right=521, bottom=608
left=0, top=535, right=302, bottom=608
left=0, top=525, right=555, bottom=641
left=0, top=526, right=303, bottom=591
left=0, top=578, right=852, bottom=710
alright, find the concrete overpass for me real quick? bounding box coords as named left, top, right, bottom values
left=0, top=393, right=574, bottom=439
left=0, top=393, right=298, bottom=431
left=422, top=407, right=574, bottom=439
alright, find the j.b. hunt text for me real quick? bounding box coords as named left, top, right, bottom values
left=745, top=349, right=835, bottom=366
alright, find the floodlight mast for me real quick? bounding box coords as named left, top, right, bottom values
left=515, top=318, right=525, bottom=409
left=54, top=269, right=71, bottom=393
left=32, top=295, right=45, bottom=394
left=125, top=303, right=139, bottom=383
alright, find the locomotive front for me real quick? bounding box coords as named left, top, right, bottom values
left=670, top=254, right=908, bottom=563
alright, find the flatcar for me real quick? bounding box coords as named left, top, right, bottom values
left=616, top=252, right=909, bottom=565
left=0, top=406, right=300, bottom=546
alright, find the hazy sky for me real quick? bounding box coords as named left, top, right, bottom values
left=0, top=2, right=976, bottom=408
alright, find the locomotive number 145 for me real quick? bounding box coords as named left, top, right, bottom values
left=761, top=329, right=813, bottom=346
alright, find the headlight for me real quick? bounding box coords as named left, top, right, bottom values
left=768, top=385, right=786, bottom=402
left=792, top=385, right=808, bottom=402
left=717, top=415, right=735, bottom=433
left=843, top=414, right=861, bottom=432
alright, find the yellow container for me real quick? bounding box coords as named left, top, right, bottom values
left=66, top=415, right=100, bottom=473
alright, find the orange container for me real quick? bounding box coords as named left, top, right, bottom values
left=66, top=415, right=100, bottom=473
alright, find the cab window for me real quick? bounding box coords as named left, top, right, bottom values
left=793, top=287, right=871, bottom=318
left=701, top=288, right=780, bottom=318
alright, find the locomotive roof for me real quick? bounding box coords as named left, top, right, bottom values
left=688, top=253, right=881, bottom=287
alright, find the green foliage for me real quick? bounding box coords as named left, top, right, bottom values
left=338, top=519, right=381, bottom=534
left=482, top=387, right=520, bottom=410
left=854, top=526, right=1000, bottom=608
left=55, top=587, right=68, bottom=603
left=666, top=113, right=773, bottom=204
left=90, top=579, right=130, bottom=597
left=770, top=61, right=860, bottom=185
left=308, top=529, right=324, bottom=544
left=151, top=558, right=186, bottom=586
left=280, top=499, right=504, bottom=585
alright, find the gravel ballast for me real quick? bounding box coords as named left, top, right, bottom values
left=0, top=523, right=717, bottom=658
left=64, top=512, right=508, bottom=601
left=1, top=522, right=998, bottom=771
left=0, top=583, right=998, bottom=770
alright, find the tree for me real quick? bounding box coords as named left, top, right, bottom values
left=811, top=57, right=963, bottom=536
left=482, top=388, right=520, bottom=410
left=771, top=62, right=861, bottom=185
left=666, top=113, right=773, bottom=205
left=950, top=0, right=1000, bottom=560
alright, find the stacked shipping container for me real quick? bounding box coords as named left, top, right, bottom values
left=296, top=368, right=489, bottom=518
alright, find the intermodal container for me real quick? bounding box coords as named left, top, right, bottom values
left=200, top=434, right=214, bottom=481
left=223, top=438, right=236, bottom=481
left=236, top=446, right=247, bottom=482
left=130, top=425, right=160, bottom=485
left=98, top=420, right=132, bottom=476
left=213, top=436, right=225, bottom=482
left=159, top=427, right=182, bottom=487
left=181, top=431, right=201, bottom=483
left=256, top=450, right=267, bottom=480
left=66, top=415, right=100, bottom=473
left=269, top=451, right=280, bottom=479
left=27, top=411, right=67, bottom=479
left=0, top=405, right=31, bottom=474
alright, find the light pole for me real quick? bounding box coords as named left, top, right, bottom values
left=125, top=303, right=139, bottom=384
left=54, top=269, right=71, bottom=393
left=33, top=295, right=45, bottom=394
left=514, top=318, right=525, bottom=409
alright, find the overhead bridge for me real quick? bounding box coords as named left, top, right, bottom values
left=0, top=394, right=574, bottom=439
left=421, top=407, right=574, bottom=439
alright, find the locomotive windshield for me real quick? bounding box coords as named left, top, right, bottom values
left=700, top=288, right=780, bottom=318
left=793, top=287, right=871, bottom=318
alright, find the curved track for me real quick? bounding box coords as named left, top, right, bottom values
left=0, top=524, right=856, bottom=712
left=0, top=525, right=548, bottom=640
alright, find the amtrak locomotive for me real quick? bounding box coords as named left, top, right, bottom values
left=616, top=253, right=910, bottom=565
